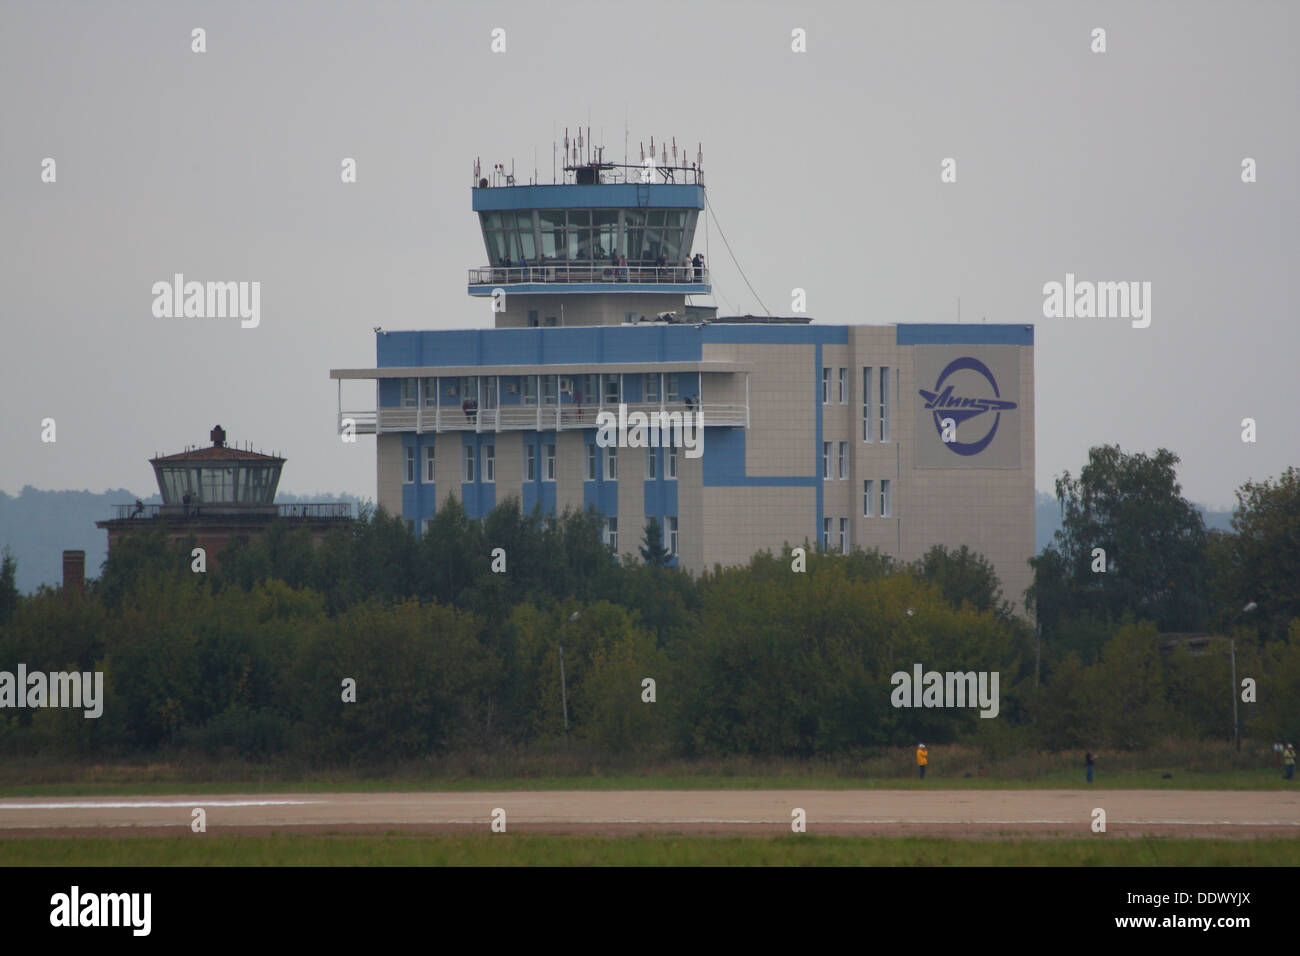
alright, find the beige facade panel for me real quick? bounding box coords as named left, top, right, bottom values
left=699, top=485, right=818, bottom=570
left=377, top=434, right=403, bottom=517
left=702, top=343, right=815, bottom=478
left=491, top=293, right=688, bottom=328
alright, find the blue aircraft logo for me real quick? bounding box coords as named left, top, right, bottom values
left=918, top=357, right=1017, bottom=456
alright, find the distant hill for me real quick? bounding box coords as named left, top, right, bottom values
left=0, top=486, right=366, bottom=594
left=1034, top=489, right=1234, bottom=554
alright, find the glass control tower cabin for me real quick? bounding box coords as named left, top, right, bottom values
left=330, top=138, right=1036, bottom=612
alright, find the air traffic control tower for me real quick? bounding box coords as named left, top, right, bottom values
left=331, top=135, right=1035, bottom=613
left=466, top=136, right=713, bottom=328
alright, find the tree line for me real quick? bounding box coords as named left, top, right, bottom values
left=0, top=446, right=1296, bottom=763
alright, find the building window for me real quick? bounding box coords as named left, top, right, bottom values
left=404, top=446, right=415, bottom=484
left=401, top=378, right=417, bottom=408
left=586, top=444, right=597, bottom=481
left=645, top=374, right=660, bottom=402
left=879, top=367, right=891, bottom=443
left=543, top=315, right=557, bottom=327
left=862, top=366, right=873, bottom=442
left=839, top=517, right=850, bottom=554
left=606, top=446, right=618, bottom=481
left=484, top=444, right=495, bottom=482
left=422, top=377, right=438, bottom=407
left=863, top=479, right=874, bottom=517
left=525, top=444, right=536, bottom=481
left=822, top=517, right=832, bottom=550
left=821, top=367, right=831, bottom=405
left=544, top=443, right=556, bottom=481
left=822, top=442, right=832, bottom=480
left=666, top=515, right=678, bottom=556
left=461, top=377, right=477, bottom=406
left=406, top=519, right=415, bottom=532
left=421, top=518, right=433, bottom=536
left=424, top=444, right=435, bottom=483
left=667, top=446, right=678, bottom=479
left=881, top=479, right=892, bottom=517
left=838, top=442, right=848, bottom=479
left=645, top=448, right=657, bottom=479
left=527, top=309, right=539, bottom=327
left=523, top=377, right=537, bottom=406
left=605, top=517, right=618, bottom=552
left=838, top=368, right=848, bottom=404
left=603, top=374, right=621, bottom=405
left=463, top=445, right=475, bottom=482
left=666, top=373, right=679, bottom=402
left=543, top=375, right=557, bottom=405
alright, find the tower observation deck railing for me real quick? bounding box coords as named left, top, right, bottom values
left=340, top=400, right=748, bottom=436
left=110, top=503, right=354, bottom=520
left=469, top=262, right=709, bottom=286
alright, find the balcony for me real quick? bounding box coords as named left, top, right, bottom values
left=339, top=400, right=748, bottom=436
left=108, top=502, right=354, bottom=521
left=467, top=261, right=709, bottom=295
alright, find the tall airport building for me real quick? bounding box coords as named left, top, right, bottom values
left=330, top=144, right=1035, bottom=610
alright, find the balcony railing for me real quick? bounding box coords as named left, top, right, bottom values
left=468, top=263, right=709, bottom=287
left=340, top=400, right=748, bottom=436
left=110, top=503, right=354, bottom=520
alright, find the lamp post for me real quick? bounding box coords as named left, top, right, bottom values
left=560, top=610, right=579, bottom=739
left=1231, top=602, right=1258, bottom=754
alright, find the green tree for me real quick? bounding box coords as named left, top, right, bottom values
left=1035, top=445, right=1209, bottom=635
left=910, top=544, right=1012, bottom=621
left=1217, top=467, right=1300, bottom=641
left=639, top=517, right=671, bottom=566
left=0, top=547, right=17, bottom=625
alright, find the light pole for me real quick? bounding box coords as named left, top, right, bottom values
left=560, top=610, right=579, bottom=739
left=1232, top=602, right=1258, bottom=754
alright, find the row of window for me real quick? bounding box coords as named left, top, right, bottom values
left=599, top=516, right=680, bottom=556
left=821, top=366, right=893, bottom=443
left=586, top=445, right=680, bottom=481
left=416, top=514, right=681, bottom=559
left=481, top=208, right=696, bottom=266
left=399, top=373, right=684, bottom=408
left=403, top=443, right=681, bottom=484
left=822, top=517, right=853, bottom=554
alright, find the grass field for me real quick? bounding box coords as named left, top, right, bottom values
left=1, top=740, right=1289, bottom=797
left=2, top=833, right=1296, bottom=866
left=0, top=769, right=1290, bottom=798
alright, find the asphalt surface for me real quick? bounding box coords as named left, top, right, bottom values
left=0, top=789, right=1296, bottom=838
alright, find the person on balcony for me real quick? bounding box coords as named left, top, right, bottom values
left=131, top=498, right=145, bottom=518
left=692, top=252, right=704, bottom=281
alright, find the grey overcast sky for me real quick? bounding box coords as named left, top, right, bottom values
left=1, top=0, right=1296, bottom=509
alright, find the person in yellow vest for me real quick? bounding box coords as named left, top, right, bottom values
left=1284, top=742, right=1295, bottom=781
left=916, top=742, right=929, bottom=780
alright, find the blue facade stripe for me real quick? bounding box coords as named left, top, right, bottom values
left=815, top=342, right=823, bottom=545
left=468, top=282, right=709, bottom=296
left=702, top=325, right=848, bottom=346
left=472, top=184, right=705, bottom=211
left=378, top=326, right=705, bottom=370
left=896, top=324, right=1033, bottom=346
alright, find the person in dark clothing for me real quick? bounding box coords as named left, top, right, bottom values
left=131, top=498, right=145, bottom=518
left=182, top=491, right=191, bottom=518
left=1085, top=750, right=1095, bottom=784
left=692, top=252, right=703, bottom=281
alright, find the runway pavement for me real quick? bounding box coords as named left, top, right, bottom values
left=0, top=789, right=1296, bottom=838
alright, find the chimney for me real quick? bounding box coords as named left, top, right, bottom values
left=62, top=550, right=85, bottom=596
